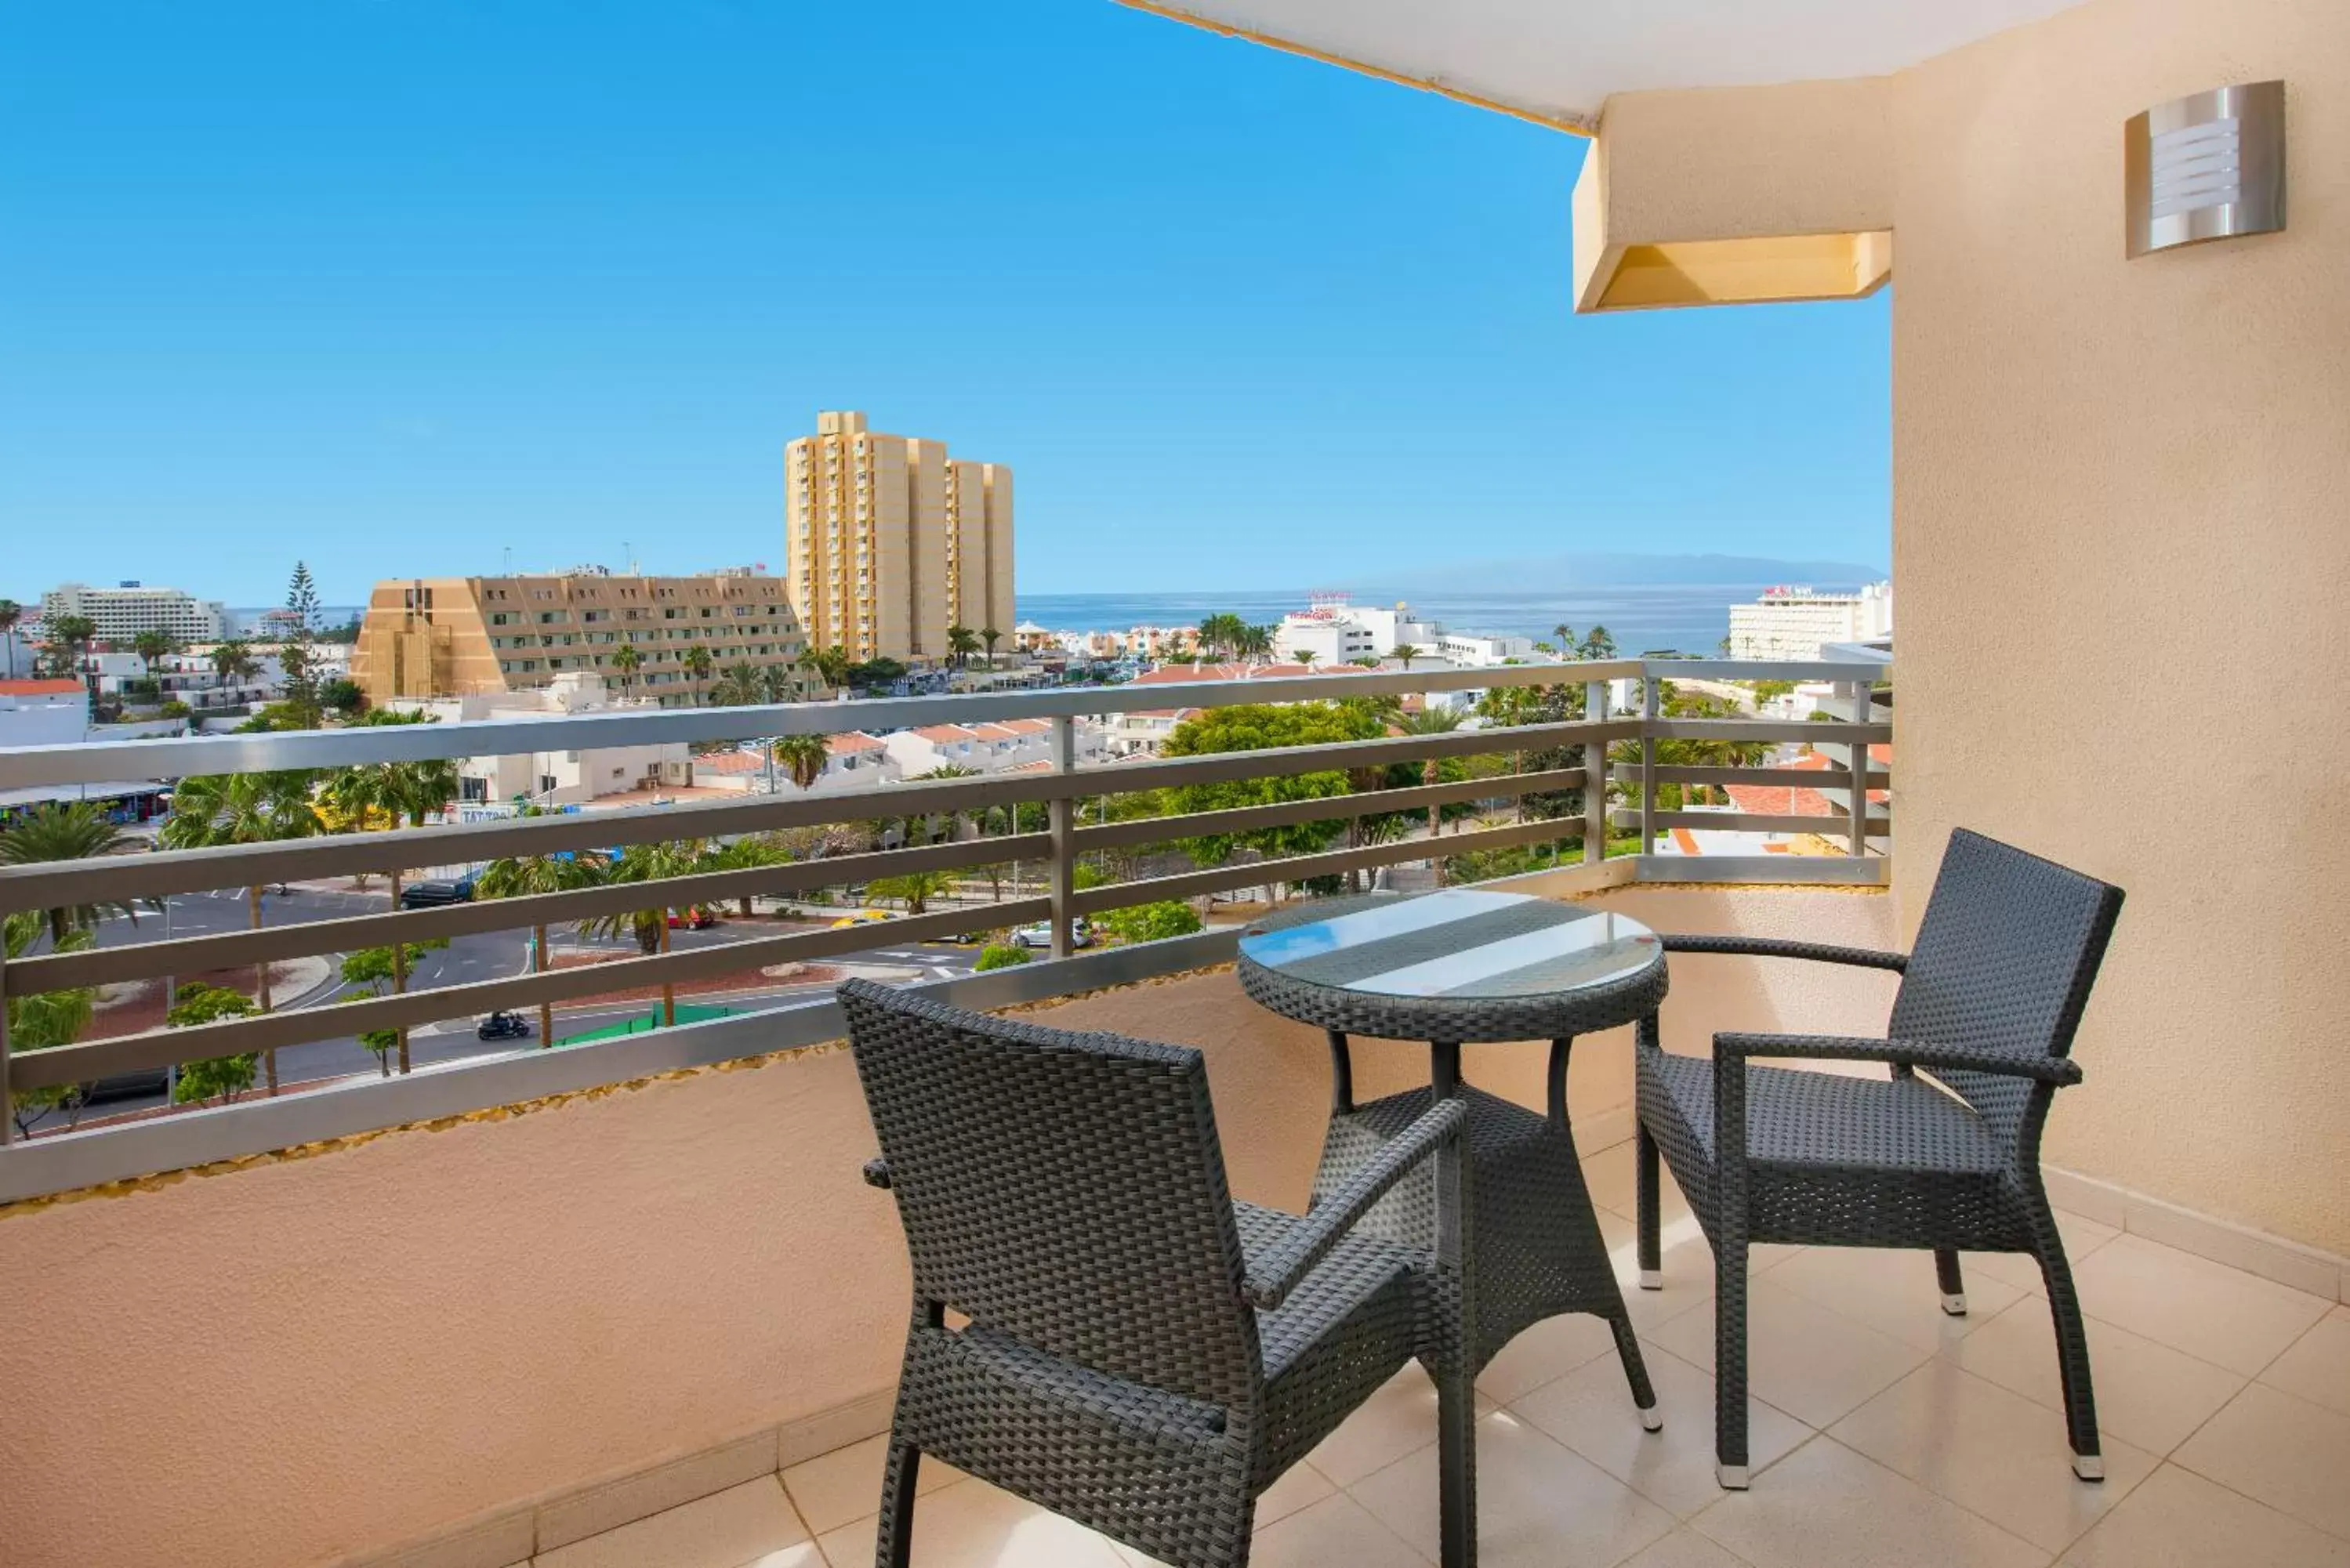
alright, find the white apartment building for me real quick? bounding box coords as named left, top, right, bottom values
left=40, top=581, right=229, bottom=644
left=384, top=673, right=690, bottom=809
left=1275, top=600, right=1447, bottom=667
left=0, top=678, right=90, bottom=749
left=1728, top=582, right=1893, bottom=661
left=882, top=719, right=1077, bottom=778
left=1433, top=632, right=1539, bottom=667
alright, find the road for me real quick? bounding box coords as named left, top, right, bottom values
left=60, top=885, right=988, bottom=1124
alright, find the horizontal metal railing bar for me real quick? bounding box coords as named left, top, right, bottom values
left=5, top=835, right=1057, bottom=996
left=1645, top=719, right=1893, bottom=744
left=1068, top=817, right=1587, bottom=915
left=0, top=722, right=1637, bottom=913
left=1611, top=765, right=1890, bottom=789
left=1641, top=659, right=1888, bottom=682
left=0, top=925, right=1249, bottom=1206
left=1619, top=810, right=1894, bottom=837
left=0, top=660, right=1652, bottom=790
left=1634, top=854, right=1890, bottom=885
left=7, top=897, right=1055, bottom=1089
left=1072, top=767, right=1593, bottom=853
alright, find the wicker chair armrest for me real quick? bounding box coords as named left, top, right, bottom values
left=1662, top=934, right=1909, bottom=973
left=1714, top=1032, right=2084, bottom=1085
left=861, top=1157, right=893, bottom=1190
left=1240, top=1098, right=1467, bottom=1311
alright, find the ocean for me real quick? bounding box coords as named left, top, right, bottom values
left=1015, top=585, right=1873, bottom=659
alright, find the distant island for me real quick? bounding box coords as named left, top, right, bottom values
left=1343, top=551, right=1888, bottom=592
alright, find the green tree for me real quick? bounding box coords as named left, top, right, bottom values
left=869, top=867, right=953, bottom=916
left=319, top=676, right=365, bottom=715
left=578, top=839, right=711, bottom=1026
left=1161, top=702, right=1385, bottom=887
left=610, top=641, right=643, bottom=700
left=277, top=562, right=325, bottom=726
left=44, top=613, right=97, bottom=697
left=159, top=770, right=322, bottom=1092
left=978, top=627, right=1002, bottom=667
left=339, top=940, right=451, bottom=1074
left=1401, top=707, right=1465, bottom=880
left=974, top=943, right=1032, bottom=972
left=706, top=834, right=786, bottom=918
left=681, top=643, right=714, bottom=706
left=1579, top=625, right=1617, bottom=661
left=770, top=733, right=831, bottom=791
left=945, top=624, right=979, bottom=668
left=5, top=911, right=99, bottom=1138
left=1391, top=643, right=1423, bottom=670
left=131, top=628, right=180, bottom=680
left=165, top=983, right=261, bottom=1108
left=1553, top=623, right=1576, bottom=654
left=0, top=801, right=140, bottom=941
left=477, top=848, right=599, bottom=1045
left=0, top=598, right=20, bottom=678
left=708, top=661, right=763, bottom=708
left=1093, top=900, right=1202, bottom=944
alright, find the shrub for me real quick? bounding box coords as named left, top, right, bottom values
left=158, top=700, right=191, bottom=719
left=1094, top=901, right=1203, bottom=943
left=974, top=944, right=1032, bottom=971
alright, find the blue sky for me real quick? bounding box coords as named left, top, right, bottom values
left=0, top=0, right=1890, bottom=606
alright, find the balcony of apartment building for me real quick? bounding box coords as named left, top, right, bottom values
left=3, top=3, right=2345, bottom=1566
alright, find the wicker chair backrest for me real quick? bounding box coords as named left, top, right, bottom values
left=840, top=980, right=1265, bottom=1410
left=1889, top=828, right=2124, bottom=1151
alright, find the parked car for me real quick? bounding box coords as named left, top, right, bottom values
left=1010, top=918, right=1093, bottom=951
left=666, top=906, right=716, bottom=930
left=830, top=909, right=896, bottom=929
left=79, top=1065, right=172, bottom=1103
left=399, top=875, right=476, bottom=908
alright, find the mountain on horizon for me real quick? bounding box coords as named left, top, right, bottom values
left=1350, top=551, right=1888, bottom=592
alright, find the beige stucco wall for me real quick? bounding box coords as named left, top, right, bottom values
left=0, top=886, right=1890, bottom=1567
left=1584, top=0, right=2350, bottom=1251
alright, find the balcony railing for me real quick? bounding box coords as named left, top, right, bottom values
left=0, top=656, right=1887, bottom=1202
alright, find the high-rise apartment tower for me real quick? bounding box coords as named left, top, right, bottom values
left=784, top=411, right=1014, bottom=664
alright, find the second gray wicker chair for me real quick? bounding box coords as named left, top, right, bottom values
left=1634, top=828, right=2124, bottom=1490
left=840, top=979, right=1479, bottom=1568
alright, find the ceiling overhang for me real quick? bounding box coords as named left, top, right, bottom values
left=1116, top=0, right=2083, bottom=132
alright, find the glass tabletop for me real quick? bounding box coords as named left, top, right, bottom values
left=1238, top=889, right=1659, bottom=1001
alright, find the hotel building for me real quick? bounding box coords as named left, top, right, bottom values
left=1727, top=581, right=1893, bottom=661
left=785, top=411, right=1014, bottom=664
left=350, top=568, right=813, bottom=708
left=38, top=581, right=229, bottom=644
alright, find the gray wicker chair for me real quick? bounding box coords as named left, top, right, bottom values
left=1633, top=828, right=2123, bottom=1490
left=840, top=979, right=1479, bottom=1568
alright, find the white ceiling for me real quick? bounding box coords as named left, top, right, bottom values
left=1127, top=0, right=2083, bottom=128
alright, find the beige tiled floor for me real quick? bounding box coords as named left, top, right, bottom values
left=521, top=1150, right=2348, bottom=1566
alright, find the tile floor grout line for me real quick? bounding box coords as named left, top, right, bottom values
left=2156, top=1382, right=2350, bottom=1545
left=1808, top=1429, right=2067, bottom=1565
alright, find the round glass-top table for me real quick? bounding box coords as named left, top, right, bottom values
left=1238, top=889, right=1669, bottom=1428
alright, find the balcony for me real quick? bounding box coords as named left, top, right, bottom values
left=0, top=661, right=2343, bottom=1568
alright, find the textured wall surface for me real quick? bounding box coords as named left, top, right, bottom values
left=1888, top=0, right=2350, bottom=1254
left=0, top=885, right=1889, bottom=1567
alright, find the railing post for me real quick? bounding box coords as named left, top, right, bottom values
left=1640, top=672, right=1660, bottom=853
left=0, top=933, right=13, bottom=1146
left=1841, top=682, right=1869, bottom=858
left=1048, top=715, right=1076, bottom=960
left=1583, top=679, right=1609, bottom=866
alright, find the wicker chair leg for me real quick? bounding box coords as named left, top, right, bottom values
left=1935, top=1248, right=1968, bottom=1316
left=2033, top=1223, right=2104, bottom=1480
left=1437, top=1360, right=1478, bottom=1568
left=1634, top=1119, right=1663, bottom=1291
left=1714, top=1238, right=1750, bottom=1488
left=872, top=1438, right=921, bottom=1568
left=1608, top=1309, right=1663, bottom=1430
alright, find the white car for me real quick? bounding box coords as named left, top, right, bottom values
left=1010, top=918, right=1093, bottom=951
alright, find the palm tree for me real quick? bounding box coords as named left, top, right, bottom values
left=708, top=835, right=787, bottom=918
left=0, top=599, right=20, bottom=678
left=5, top=910, right=100, bottom=1137
left=870, top=867, right=953, bottom=915
left=1392, top=643, right=1423, bottom=671
left=610, top=641, right=643, bottom=701
left=131, top=628, right=180, bottom=682
left=682, top=643, right=715, bottom=706
left=477, top=849, right=598, bottom=1048
left=44, top=613, right=97, bottom=700
left=812, top=644, right=854, bottom=690
left=1296, top=650, right=1318, bottom=670
left=1402, top=707, right=1465, bottom=881
left=978, top=627, right=1002, bottom=668
left=581, top=839, right=710, bottom=1027
left=1553, top=623, right=1576, bottom=655
left=756, top=663, right=798, bottom=704
left=160, top=770, right=322, bottom=1092
left=0, top=801, right=141, bottom=941
left=770, top=733, right=831, bottom=792
left=912, top=762, right=981, bottom=844
left=708, top=660, right=763, bottom=708
left=1579, top=625, right=1617, bottom=661
left=945, top=624, right=980, bottom=669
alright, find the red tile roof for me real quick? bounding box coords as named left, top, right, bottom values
left=909, top=724, right=979, bottom=744
left=0, top=679, right=84, bottom=697
left=1133, top=662, right=1323, bottom=685
left=693, top=751, right=767, bottom=775
left=827, top=733, right=885, bottom=755
left=1722, top=751, right=1891, bottom=818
